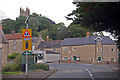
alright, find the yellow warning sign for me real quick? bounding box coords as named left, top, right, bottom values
left=22, top=29, right=32, bottom=51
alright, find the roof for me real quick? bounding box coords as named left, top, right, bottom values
left=46, top=51, right=60, bottom=54
left=37, top=40, right=62, bottom=48
left=32, top=37, right=40, bottom=43
left=5, top=33, right=22, bottom=40
left=61, top=36, right=116, bottom=46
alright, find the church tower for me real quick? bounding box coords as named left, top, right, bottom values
left=20, top=7, right=30, bottom=17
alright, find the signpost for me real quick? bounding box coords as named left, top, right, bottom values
left=22, top=16, right=32, bottom=77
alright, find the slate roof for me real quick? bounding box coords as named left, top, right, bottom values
left=32, top=37, right=40, bottom=43
left=61, top=36, right=116, bottom=46
left=37, top=40, right=62, bottom=48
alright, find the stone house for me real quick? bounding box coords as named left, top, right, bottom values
left=61, top=35, right=118, bottom=63
left=5, top=30, right=22, bottom=55
left=0, top=24, right=8, bottom=65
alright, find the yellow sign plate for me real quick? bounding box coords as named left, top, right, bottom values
left=22, top=29, right=32, bottom=51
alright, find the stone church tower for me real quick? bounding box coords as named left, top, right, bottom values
left=20, top=7, right=30, bottom=17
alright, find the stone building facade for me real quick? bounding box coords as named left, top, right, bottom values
left=61, top=36, right=118, bottom=63
left=5, top=30, right=22, bottom=55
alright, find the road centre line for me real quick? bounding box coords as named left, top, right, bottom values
left=81, top=67, right=95, bottom=80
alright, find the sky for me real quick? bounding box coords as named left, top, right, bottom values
left=0, top=0, right=117, bottom=40
left=0, top=0, right=76, bottom=27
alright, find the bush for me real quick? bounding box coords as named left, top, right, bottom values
left=8, top=53, right=20, bottom=59
left=3, top=54, right=22, bottom=72
left=2, top=64, right=21, bottom=72
left=36, top=64, right=49, bottom=71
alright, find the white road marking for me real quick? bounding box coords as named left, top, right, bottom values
left=82, top=67, right=95, bottom=80
left=63, top=69, right=83, bottom=73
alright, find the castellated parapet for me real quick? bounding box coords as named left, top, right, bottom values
left=20, top=7, right=30, bottom=17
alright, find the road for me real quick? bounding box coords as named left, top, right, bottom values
left=45, top=63, right=119, bottom=80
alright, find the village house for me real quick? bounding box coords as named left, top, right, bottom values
left=5, top=30, right=22, bottom=55
left=61, top=33, right=118, bottom=64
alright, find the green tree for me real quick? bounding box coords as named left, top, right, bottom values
left=38, top=29, right=49, bottom=40
left=68, top=24, right=93, bottom=38
left=66, top=2, right=120, bottom=48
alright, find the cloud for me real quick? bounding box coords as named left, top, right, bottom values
left=0, top=10, right=7, bottom=20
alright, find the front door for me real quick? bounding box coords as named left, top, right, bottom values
left=73, top=56, right=76, bottom=60
left=98, top=57, right=101, bottom=61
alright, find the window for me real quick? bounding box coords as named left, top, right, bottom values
left=13, top=45, right=16, bottom=51
left=64, top=57, right=68, bottom=60
left=111, top=48, right=114, bottom=51
left=97, top=39, right=102, bottom=44
left=73, top=47, right=77, bottom=51
left=98, top=48, right=101, bottom=51
left=53, top=48, right=56, bottom=51
left=64, top=48, right=67, bottom=51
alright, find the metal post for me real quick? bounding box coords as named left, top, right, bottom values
left=26, top=51, right=28, bottom=77
left=25, top=16, right=29, bottom=77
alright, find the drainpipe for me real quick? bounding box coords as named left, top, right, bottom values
left=95, top=40, right=97, bottom=64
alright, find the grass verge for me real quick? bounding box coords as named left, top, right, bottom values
left=2, top=71, right=23, bottom=75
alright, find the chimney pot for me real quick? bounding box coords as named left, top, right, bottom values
left=11, top=30, right=15, bottom=35
left=46, top=36, right=49, bottom=41
left=86, top=32, right=90, bottom=37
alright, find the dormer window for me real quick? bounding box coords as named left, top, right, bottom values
left=97, top=39, right=101, bottom=44
left=94, top=36, right=102, bottom=44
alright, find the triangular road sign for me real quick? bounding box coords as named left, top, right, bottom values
left=23, top=30, right=31, bottom=38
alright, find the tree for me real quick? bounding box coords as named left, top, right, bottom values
left=68, top=24, right=94, bottom=38
left=38, top=29, right=49, bottom=40
left=66, top=2, right=120, bottom=49
left=49, top=23, right=68, bottom=40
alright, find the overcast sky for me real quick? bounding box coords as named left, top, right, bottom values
left=0, top=0, right=76, bottom=27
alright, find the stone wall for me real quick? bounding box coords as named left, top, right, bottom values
left=2, top=44, right=8, bottom=65
left=8, top=39, right=22, bottom=55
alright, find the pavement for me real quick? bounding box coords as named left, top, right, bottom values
left=2, top=69, right=56, bottom=80
left=46, top=63, right=119, bottom=80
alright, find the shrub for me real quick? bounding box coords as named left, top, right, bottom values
left=8, top=53, right=20, bottom=59
left=36, top=64, right=49, bottom=71
left=2, top=64, right=21, bottom=72
left=3, top=54, right=22, bottom=72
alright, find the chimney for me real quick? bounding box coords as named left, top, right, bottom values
left=0, top=24, right=2, bottom=30
left=11, top=30, right=15, bottom=35
left=86, top=32, right=90, bottom=37
left=46, top=36, right=49, bottom=41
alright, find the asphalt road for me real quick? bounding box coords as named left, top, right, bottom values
left=46, top=63, right=119, bottom=80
